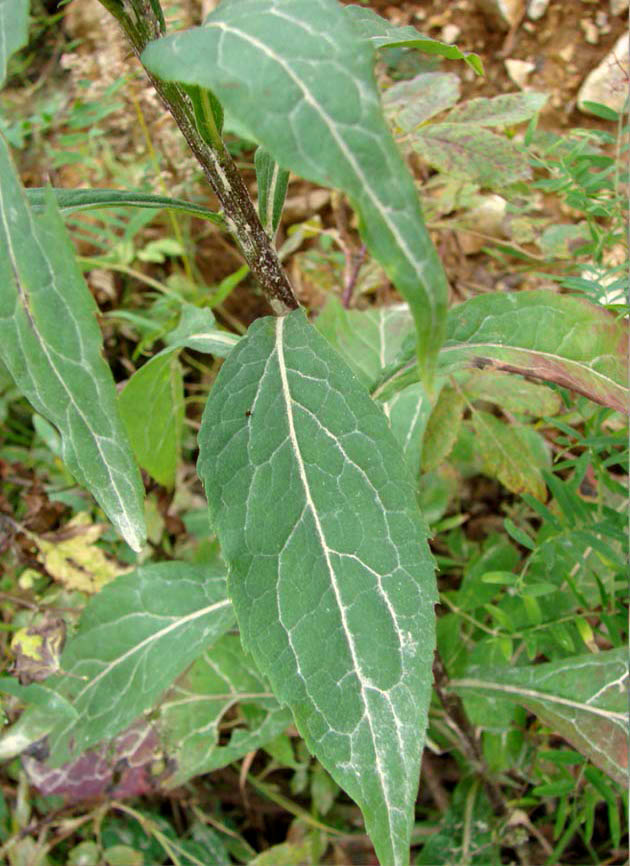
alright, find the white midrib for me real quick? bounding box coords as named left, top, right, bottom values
left=0, top=174, right=141, bottom=549
left=67, top=599, right=232, bottom=704
left=275, top=317, right=396, bottom=851
left=210, top=17, right=435, bottom=320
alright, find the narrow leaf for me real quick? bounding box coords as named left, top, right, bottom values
left=421, top=386, right=465, bottom=471
left=383, top=381, right=433, bottom=478
left=118, top=352, right=184, bottom=488
left=198, top=310, right=437, bottom=866
left=42, top=562, right=234, bottom=766
left=0, top=136, right=146, bottom=550
left=0, top=0, right=29, bottom=87
left=142, top=0, right=449, bottom=384
left=344, top=4, right=483, bottom=75
left=255, top=146, right=290, bottom=238
left=451, top=649, right=629, bottom=786
left=26, top=187, right=225, bottom=225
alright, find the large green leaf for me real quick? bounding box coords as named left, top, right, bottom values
left=375, top=291, right=630, bottom=416
left=0, top=0, right=29, bottom=87
left=25, top=187, right=224, bottom=225
left=119, top=352, right=184, bottom=488
left=343, top=4, right=483, bottom=75
left=40, top=562, right=233, bottom=767
left=159, top=634, right=291, bottom=788
left=0, top=135, right=146, bottom=549
left=451, top=649, right=629, bottom=786
left=197, top=310, right=437, bottom=866
left=142, top=0, right=448, bottom=384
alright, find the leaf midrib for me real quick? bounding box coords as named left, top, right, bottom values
left=209, top=13, right=436, bottom=321
left=273, top=315, right=409, bottom=859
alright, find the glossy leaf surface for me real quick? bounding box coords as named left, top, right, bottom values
left=198, top=310, right=436, bottom=866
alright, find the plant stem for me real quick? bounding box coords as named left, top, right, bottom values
left=97, top=0, right=299, bottom=314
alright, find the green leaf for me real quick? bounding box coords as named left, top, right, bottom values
left=197, top=310, right=437, bottom=866
left=142, top=0, right=449, bottom=385
left=384, top=72, right=460, bottom=130
left=0, top=136, right=146, bottom=550
left=315, top=296, right=414, bottom=389
left=446, top=92, right=549, bottom=126
left=383, top=381, right=433, bottom=478
left=118, top=352, right=184, bottom=488
left=42, top=562, right=234, bottom=766
left=471, top=411, right=547, bottom=500
left=343, top=4, right=483, bottom=75
left=165, top=303, right=240, bottom=357
left=0, top=0, right=29, bottom=88
left=421, top=386, right=465, bottom=472
left=25, top=187, right=225, bottom=225
left=461, top=370, right=563, bottom=416
left=451, top=648, right=629, bottom=786
left=159, top=634, right=291, bottom=788
left=441, top=291, right=630, bottom=415
left=412, top=123, right=532, bottom=188
left=255, top=146, right=290, bottom=238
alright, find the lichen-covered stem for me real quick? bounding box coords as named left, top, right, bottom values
left=97, top=0, right=299, bottom=314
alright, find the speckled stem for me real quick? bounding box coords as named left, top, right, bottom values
left=97, top=0, right=299, bottom=314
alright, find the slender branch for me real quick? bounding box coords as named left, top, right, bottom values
left=97, top=0, right=299, bottom=314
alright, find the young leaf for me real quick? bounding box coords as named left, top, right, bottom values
left=118, top=352, right=184, bottom=488
left=255, top=146, right=290, bottom=238
left=0, top=0, right=29, bottom=87
left=0, top=136, right=146, bottom=550
left=164, top=303, right=241, bottom=357
left=343, top=4, right=483, bottom=75
left=198, top=310, right=437, bottom=866
left=451, top=648, right=629, bottom=786
left=25, top=187, right=225, bottom=225
left=441, top=290, right=630, bottom=415
left=40, top=562, right=234, bottom=767
left=142, top=0, right=449, bottom=385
